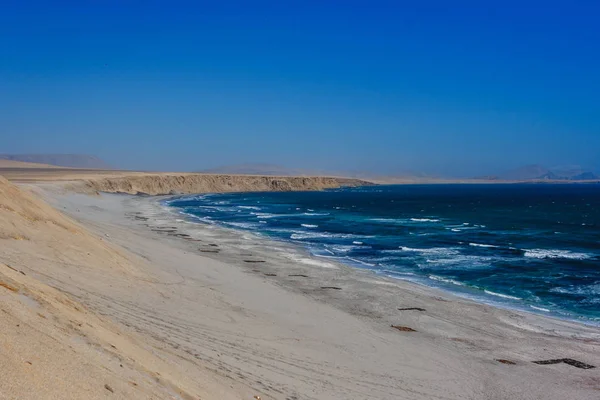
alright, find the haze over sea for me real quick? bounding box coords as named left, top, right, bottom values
left=167, top=184, right=600, bottom=325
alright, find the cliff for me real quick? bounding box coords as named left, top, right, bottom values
left=70, top=174, right=373, bottom=195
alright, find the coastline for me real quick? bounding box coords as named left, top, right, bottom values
left=45, top=188, right=600, bottom=398
left=161, top=189, right=600, bottom=327
left=155, top=193, right=600, bottom=331
left=2, top=173, right=599, bottom=399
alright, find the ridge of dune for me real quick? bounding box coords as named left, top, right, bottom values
left=68, top=173, right=373, bottom=195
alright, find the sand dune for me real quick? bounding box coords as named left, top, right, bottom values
left=0, top=176, right=240, bottom=399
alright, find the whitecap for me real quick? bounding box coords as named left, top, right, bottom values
left=410, top=218, right=440, bottom=222
left=222, top=221, right=258, bottom=229
left=400, top=246, right=459, bottom=256
left=484, top=290, right=521, bottom=300
left=252, top=213, right=278, bottom=218
left=301, top=224, right=318, bottom=228
left=530, top=305, right=551, bottom=312
left=428, top=275, right=465, bottom=286
left=237, top=205, right=262, bottom=210
left=524, top=249, right=592, bottom=260
left=469, top=243, right=500, bottom=249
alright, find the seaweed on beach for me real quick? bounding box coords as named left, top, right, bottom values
left=398, top=307, right=426, bottom=312
left=496, top=359, right=516, bottom=365
left=391, top=325, right=416, bottom=332
left=532, top=358, right=595, bottom=369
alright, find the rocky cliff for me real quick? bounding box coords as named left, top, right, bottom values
left=70, top=174, right=373, bottom=195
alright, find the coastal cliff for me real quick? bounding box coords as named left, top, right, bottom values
left=70, top=174, right=373, bottom=195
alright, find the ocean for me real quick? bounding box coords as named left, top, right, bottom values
left=166, top=184, right=600, bottom=325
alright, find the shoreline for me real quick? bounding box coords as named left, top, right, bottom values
left=160, top=192, right=600, bottom=329
left=8, top=181, right=600, bottom=399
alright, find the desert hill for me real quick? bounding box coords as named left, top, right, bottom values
left=0, top=154, right=111, bottom=169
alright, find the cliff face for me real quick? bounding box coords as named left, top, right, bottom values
left=70, top=174, right=373, bottom=195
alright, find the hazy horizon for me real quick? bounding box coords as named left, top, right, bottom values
left=2, top=2, right=599, bottom=176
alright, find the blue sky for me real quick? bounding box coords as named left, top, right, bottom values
left=1, top=1, right=599, bottom=176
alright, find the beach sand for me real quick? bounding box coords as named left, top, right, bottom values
left=1, top=171, right=599, bottom=399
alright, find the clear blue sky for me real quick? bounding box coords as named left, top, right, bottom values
left=1, top=1, right=599, bottom=176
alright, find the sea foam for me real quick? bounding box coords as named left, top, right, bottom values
left=524, top=249, right=592, bottom=260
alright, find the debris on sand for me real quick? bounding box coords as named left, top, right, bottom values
left=533, top=358, right=595, bottom=369
left=496, top=359, right=516, bottom=365
left=391, top=325, right=416, bottom=332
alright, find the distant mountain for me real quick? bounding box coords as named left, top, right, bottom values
left=571, top=171, right=599, bottom=180
left=500, top=164, right=550, bottom=180
left=0, top=154, right=111, bottom=169
left=499, top=164, right=598, bottom=181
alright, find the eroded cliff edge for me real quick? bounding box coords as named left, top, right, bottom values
left=68, top=174, right=374, bottom=195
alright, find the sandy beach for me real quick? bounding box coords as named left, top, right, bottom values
left=1, top=170, right=599, bottom=399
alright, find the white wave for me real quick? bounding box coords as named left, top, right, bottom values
left=428, top=275, right=465, bottom=286
left=180, top=211, right=214, bottom=224
left=352, top=241, right=363, bottom=245
left=222, top=221, right=257, bottom=229
left=252, top=213, right=279, bottom=218
left=550, top=283, right=600, bottom=296
left=524, top=249, right=592, bottom=260
left=237, top=205, right=262, bottom=210
left=484, top=290, right=521, bottom=300
left=400, top=246, right=459, bottom=256
left=327, top=244, right=363, bottom=253
left=304, top=212, right=330, bottom=216
left=301, top=224, right=318, bottom=228
left=382, top=269, right=415, bottom=276
left=410, top=218, right=440, bottom=222
left=469, top=243, right=500, bottom=248
left=530, top=305, right=551, bottom=312
left=424, top=255, right=493, bottom=269
left=290, top=231, right=371, bottom=240
left=259, top=221, right=267, bottom=224
left=346, top=257, right=376, bottom=267
left=195, top=205, right=235, bottom=212
left=451, top=228, right=462, bottom=232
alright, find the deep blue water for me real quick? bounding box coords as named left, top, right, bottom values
left=166, top=184, right=600, bottom=324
